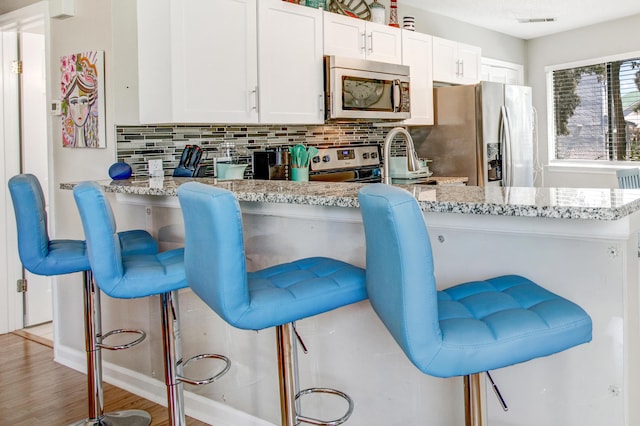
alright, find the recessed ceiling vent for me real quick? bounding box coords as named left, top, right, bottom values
left=517, top=17, right=557, bottom=23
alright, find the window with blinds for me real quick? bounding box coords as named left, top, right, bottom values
left=552, top=57, right=640, bottom=161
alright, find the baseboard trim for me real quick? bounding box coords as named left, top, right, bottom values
left=54, top=343, right=275, bottom=426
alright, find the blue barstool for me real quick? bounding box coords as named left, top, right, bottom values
left=73, top=181, right=230, bottom=426
left=177, top=182, right=367, bottom=426
left=8, top=174, right=159, bottom=425
left=358, top=183, right=593, bottom=425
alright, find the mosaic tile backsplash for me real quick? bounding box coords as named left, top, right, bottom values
left=116, top=123, right=408, bottom=178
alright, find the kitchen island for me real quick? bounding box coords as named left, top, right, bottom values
left=58, top=177, right=640, bottom=426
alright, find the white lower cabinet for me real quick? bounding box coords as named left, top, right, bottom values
left=136, top=0, right=323, bottom=124
left=401, top=30, right=433, bottom=125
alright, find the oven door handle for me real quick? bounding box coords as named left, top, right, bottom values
left=392, top=79, right=401, bottom=112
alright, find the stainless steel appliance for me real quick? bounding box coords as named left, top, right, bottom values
left=325, top=56, right=411, bottom=121
left=309, top=145, right=382, bottom=182
left=411, top=81, right=534, bottom=187
left=253, top=149, right=289, bottom=180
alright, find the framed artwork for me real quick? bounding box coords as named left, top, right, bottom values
left=60, top=51, right=105, bottom=148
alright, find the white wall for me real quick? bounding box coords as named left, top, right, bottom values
left=527, top=13, right=640, bottom=188
left=386, top=0, right=527, bottom=66
left=48, top=0, right=153, bottom=372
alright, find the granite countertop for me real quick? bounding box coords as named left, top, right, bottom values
left=60, top=177, right=640, bottom=221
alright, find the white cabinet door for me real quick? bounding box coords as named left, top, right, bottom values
left=365, top=21, right=402, bottom=64
left=171, top=0, right=258, bottom=123
left=137, top=0, right=258, bottom=124
left=137, top=0, right=173, bottom=123
left=138, top=0, right=322, bottom=124
left=432, top=36, right=481, bottom=85
left=323, top=11, right=366, bottom=59
left=481, top=58, right=524, bottom=85
left=323, top=12, right=402, bottom=64
left=258, top=0, right=324, bottom=124
left=432, top=36, right=458, bottom=83
left=402, top=30, right=433, bottom=125
left=456, top=42, right=481, bottom=84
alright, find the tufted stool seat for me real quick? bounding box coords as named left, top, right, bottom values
left=8, top=174, right=159, bottom=425
left=178, top=182, right=367, bottom=426
left=73, top=181, right=231, bottom=425
left=434, top=275, right=591, bottom=377
left=358, top=183, right=592, bottom=426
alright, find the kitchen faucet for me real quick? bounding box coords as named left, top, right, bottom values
left=382, top=127, right=422, bottom=184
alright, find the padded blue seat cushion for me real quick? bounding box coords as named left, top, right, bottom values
left=73, top=181, right=186, bottom=299
left=8, top=174, right=159, bottom=276
left=177, top=182, right=367, bottom=331
left=241, top=257, right=366, bottom=330
left=431, top=275, right=592, bottom=377
left=35, top=239, right=90, bottom=275
left=357, top=183, right=592, bottom=380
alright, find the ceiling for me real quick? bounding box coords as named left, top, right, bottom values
left=400, top=0, right=640, bottom=39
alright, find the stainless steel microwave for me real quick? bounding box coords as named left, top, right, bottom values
left=325, top=56, right=411, bottom=120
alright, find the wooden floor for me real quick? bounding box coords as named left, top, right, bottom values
left=0, top=332, right=210, bottom=425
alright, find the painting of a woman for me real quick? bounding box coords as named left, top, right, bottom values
left=60, top=51, right=105, bottom=148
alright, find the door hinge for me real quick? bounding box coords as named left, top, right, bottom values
left=17, top=278, right=27, bottom=293
left=11, top=60, right=23, bottom=75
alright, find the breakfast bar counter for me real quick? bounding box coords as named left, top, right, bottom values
left=58, top=177, right=640, bottom=426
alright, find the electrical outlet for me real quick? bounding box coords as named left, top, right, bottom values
left=148, top=159, right=163, bottom=177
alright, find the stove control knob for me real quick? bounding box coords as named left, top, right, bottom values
left=312, top=156, right=320, bottom=163
left=322, top=155, right=331, bottom=162
left=370, top=152, right=378, bottom=159
left=362, top=153, right=370, bottom=159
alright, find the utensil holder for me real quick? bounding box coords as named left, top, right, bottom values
left=291, top=167, right=309, bottom=182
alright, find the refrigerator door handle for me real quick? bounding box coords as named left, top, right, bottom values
left=500, top=105, right=513, bottom=186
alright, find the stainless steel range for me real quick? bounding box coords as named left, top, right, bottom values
left=309, top=145, right=381, bottom=183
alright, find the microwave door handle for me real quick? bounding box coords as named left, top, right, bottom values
left=392, top=80, right=401, bottom=112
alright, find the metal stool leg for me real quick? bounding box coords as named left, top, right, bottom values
left=161, top=291, right=186, bottom=426
left=464, top=374, right=487, bottom=426
left=70, top=270, right=151, bottom=426
left=277, top=323, right=298, bottom=426
left=160, top=291, right=231, bottom=425
left=276, top=323, right=354, bottom=426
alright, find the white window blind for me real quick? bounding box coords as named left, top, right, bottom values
left=553, top=57, right=640, bottom=161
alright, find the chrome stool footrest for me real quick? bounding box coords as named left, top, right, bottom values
left=98, top=328, right=146, bottom=351
left=178, top=353, right=231, bottom=386
left=295, top=387, right=354, bottom=426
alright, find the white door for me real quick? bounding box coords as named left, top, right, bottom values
left=0, top=4, right=51, bottom=331
left=20, top=28, right=51, bottom=326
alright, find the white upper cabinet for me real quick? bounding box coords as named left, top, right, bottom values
left=401, top=30, right=433, bottom=125
left=323, top=11, right=402, bottom=64
left=258, top=1, right=324, bottom=124
left=432, top=36, right=481, bottom=85
left=481, top=58, right=524, bottom=85
left=171, top=0, right=259, bottom=123
left=136, top=0, right=323, bottom=124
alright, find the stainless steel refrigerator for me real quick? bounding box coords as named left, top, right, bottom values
left=410, top=81, right=534, bottom=186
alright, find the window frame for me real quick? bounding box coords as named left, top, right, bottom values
left=545, top=50, right=640, bottom=169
